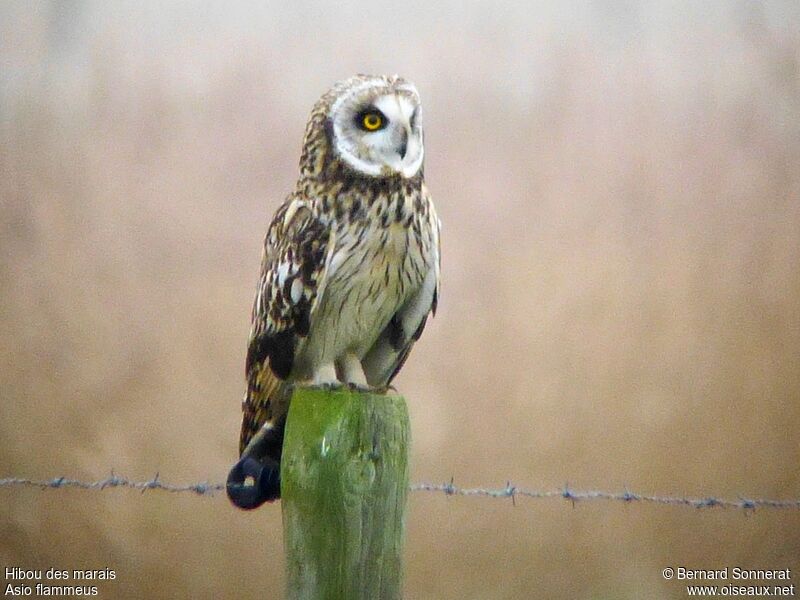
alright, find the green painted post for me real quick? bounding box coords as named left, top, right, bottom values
left=281, top=387, right=410, bottom=600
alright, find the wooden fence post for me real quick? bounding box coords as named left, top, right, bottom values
left=281, top=387, right=410, bottom=600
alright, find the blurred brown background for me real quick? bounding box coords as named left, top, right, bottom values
left=2, top=1, right=799, bottom=598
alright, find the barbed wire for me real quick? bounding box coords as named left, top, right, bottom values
left=0, top=474, right=224, bottom=495
left=1, top=474, right=799, bottom=510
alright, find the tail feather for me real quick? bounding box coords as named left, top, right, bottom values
left=228, top=371, right=291, bottom=508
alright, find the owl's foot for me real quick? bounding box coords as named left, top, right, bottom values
left=226, top=455, right=281, bottom=509
left=303, top=381, right=384, bottom=394
left=346, top=382, right=380, bottom=393
left=307, top=381, right=347, bottom=391
left=308, top=381, right=382, bottom=392
left=368, top=383, right=397, bottom=394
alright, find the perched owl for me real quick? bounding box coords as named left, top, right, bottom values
left=226, top=75, right=440, bottom=509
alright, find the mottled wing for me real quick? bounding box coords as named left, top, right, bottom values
left=239, top=197, right=332, bottom=455
left=363, top=195, right=441, bottom=387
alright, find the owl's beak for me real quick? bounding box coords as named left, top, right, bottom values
left=396, top=127, right=409, bottom=160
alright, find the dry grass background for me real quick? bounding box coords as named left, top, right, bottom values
left=1, top=1, right=799, bottom=598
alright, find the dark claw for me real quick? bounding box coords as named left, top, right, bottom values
left=347, top=382, right=375, bottom=393
left=316, top=382, right=343, bottom=391
left=226, top=456, right=281, bottom=510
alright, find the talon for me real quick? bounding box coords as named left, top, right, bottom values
left=226, top=456, right=281, bottom=509
left=347, top=382, right=376, bottom=393
left=308, top=381, right=344, bottom=391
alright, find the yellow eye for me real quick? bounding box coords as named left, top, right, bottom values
left=361, top=112, right=383, bottom=131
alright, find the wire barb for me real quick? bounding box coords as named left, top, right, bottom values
left=1, top=475, right=799, bottom=510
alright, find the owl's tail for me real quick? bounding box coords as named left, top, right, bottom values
left=226, top=381, right=292, bottom=510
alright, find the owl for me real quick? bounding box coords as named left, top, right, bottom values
left=226, top=75, right=441, bottom=509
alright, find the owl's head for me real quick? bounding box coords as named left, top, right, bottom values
left=316, top=75, right=423, bottom=180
